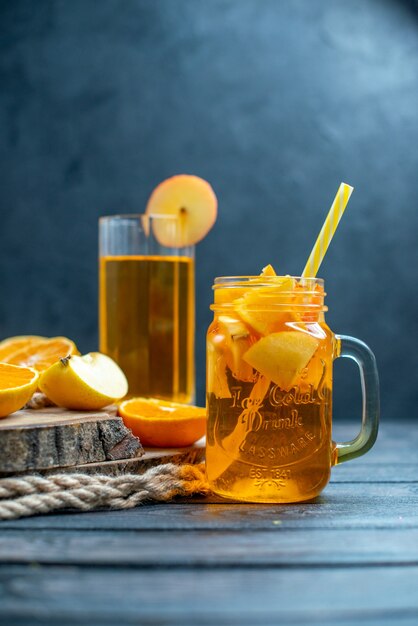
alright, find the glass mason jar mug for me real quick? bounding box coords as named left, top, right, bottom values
left=206, top=275, right=379, bottom=503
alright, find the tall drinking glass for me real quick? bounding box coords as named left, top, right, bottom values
left=99, top=215, right=195, bottom=403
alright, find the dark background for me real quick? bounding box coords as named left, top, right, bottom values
left=1, top=0, right=417, bottom=420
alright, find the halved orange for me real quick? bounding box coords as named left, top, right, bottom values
left=0, top=335, right=46, bottom=362
left=118, top=397, right=206, bottom=447
left=0, top=362, right=39, bottom=418
left=4, top=337, right=79, bottom=372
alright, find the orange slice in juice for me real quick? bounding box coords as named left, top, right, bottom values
left=118, top=397, right=206, bottom=447
left=146, top=174, right=217, bottom=247
left=243, top=331, right=319, bottom=391
left=235, top=275, right=296, bottom=335
left=296, top=282, right=325, bottom=322
left=259, top=264, right=277, bottom=277
left=214, top=286, right=247, bottom=305
left=214, top=265, right=278, bottom=305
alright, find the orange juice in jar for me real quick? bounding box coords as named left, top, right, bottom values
left=206, top=272, right=379, bottom=503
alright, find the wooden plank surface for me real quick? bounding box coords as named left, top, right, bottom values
left=35, top=440, right=205, bottom=477
left=1, top=527, right=418, bottom=566
left=0, top=420, right=417, bottom=626
left=2, top=482, right=417, bottom=531
left=1, top=565, right=418, bottom=625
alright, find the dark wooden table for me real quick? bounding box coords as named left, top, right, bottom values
left=1, top=420, right=417, bottom=625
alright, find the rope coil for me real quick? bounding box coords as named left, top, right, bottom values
left=0, top=463, right=209, bottom=520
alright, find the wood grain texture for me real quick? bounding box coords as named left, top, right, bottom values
left=0, top=421, right=416, bottom=626
left=1, top=527, right=418, bottom=566
left=1, top=480, right=417, bottom=531
left=0, top=406, right=143, bottom=473
left=36, top=441, right=205, bottom=476
left=3, top=441, right=203, bottom=482
left=1, top=565, right=418, bottom=625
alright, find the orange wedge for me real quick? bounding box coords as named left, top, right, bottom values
left=214, top=286, right=247, bottom=305
left=118, top=397, right=206, bottom=447
left=260, top=264, right=277, bottom=277
left=0, top=362, right=39, bottom=418
left=235, top=276, right=296, bottom=335
left=214, top=265, right=277, bottom=305
left=4, top=337, right=79, bottom=372
left=0, top=335, right=46, bottom=362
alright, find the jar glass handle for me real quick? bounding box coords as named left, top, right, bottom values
left=333, top=335, right=380, bottom=464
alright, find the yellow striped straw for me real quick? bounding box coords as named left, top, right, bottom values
left=302, top=182, right=354, bottom=278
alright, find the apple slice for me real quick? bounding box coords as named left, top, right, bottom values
left=218, top=315, right=254, bottom=383
left=226, top=335, right=255, bottom=382
left=243, top=331, right=319, bottom=391
left=146, top=174, right=217, bottom=247
left=207, top=342, right=231, bottom=399
left=235, top=275, right=296, bottom=335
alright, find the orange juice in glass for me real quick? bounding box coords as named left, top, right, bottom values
left=206, top=273, right=379, bottom=503
left=99, top=215, right=195, bottom=403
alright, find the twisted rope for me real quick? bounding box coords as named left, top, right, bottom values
left=0, top=463, right=209, bottom=520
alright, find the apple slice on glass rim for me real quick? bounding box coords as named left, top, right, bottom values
left=145, top=174, right=217, bottom=247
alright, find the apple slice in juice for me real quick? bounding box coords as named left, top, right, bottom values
left=218, top=315, right=255, bottom=383
left=207, top=330, right=231, bottom=399
left=243, top=331, right=319, bottom=391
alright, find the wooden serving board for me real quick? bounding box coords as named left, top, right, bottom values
left=38, top=441, right=205, bottom=478
left=0, top=406, right=143, bottom=474
left=0, top=405, right=205, bottom=476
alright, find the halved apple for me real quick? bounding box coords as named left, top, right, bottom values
left=39, top=353, right=128, bottom=410
left=146, top=175, right=217, bottom=247
left=243, top=331, right=319, bottom=391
